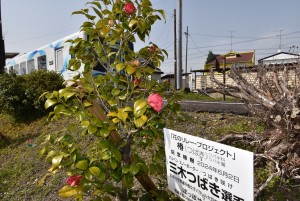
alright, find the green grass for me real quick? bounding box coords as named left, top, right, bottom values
left=0, top=112, right=298, bottom=200
left=0, top=114, right=77, bottom=201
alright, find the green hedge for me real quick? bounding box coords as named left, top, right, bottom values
left=0, top=71, right=64, bottom=120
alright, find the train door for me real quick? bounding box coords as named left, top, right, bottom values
left=55, top=48, right=63, bottom=72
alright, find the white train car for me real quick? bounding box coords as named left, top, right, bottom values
left=5, top=31, right=101, bottom=80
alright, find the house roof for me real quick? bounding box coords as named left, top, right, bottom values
left=206, top=51, right=255, bottom=65
left=258, top=51, right=300, bottom=62
left=5, top=52, right=19, bottom=59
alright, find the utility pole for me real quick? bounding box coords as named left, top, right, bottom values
left=173, top=9, right=177, bottom=89
left=0, top=0, right=5, bottom=73
left=177, top=0, right=182, bottom=90
left=184, top=26, right=189, bottom=90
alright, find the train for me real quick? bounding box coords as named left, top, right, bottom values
left=5, top=31, right=106, bottom=80
left=5, top=31, right=165, bottom=82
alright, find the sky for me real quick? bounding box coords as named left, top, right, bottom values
left=3, top=0, right=300, bottom=74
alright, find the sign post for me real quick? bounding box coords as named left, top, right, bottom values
left=164, top=128, right=254, bottom=201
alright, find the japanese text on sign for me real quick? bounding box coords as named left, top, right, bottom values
left=164, top=128, right=254, bottom=201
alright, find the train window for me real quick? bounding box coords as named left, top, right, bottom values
left=14, top=64, right=20, bottom=75
left=20, top=65, right=26, bottom=75
left=55, top=48, right=63, bottom=72
left=20, top=62, right=26, bottom=74
left=38, top=55, right=47, bottom=70
left=94, top=62, right=106, bottom=72
left=27, top=59, right=35, bottom=74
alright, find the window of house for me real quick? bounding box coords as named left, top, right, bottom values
left=38, top=55, right=47, bottom=70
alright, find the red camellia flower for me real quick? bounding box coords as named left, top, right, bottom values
left=124, top=2, right=136, bottom=15
left=147, top=93, right=163, bottom=112
left=66, top=175, right=83, bottom=187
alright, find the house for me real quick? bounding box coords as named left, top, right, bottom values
left=258, top=51, right=300, bottom=65
left=204, top=50, right=255, bottom=73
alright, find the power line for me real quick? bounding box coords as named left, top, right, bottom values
left=5, top=27, right=80, bottom=45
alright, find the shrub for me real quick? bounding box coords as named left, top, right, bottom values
left=0, top=71, right=64, bottom=120
left=23, top=70, right=64, bottom=114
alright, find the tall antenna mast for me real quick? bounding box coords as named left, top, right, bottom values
left=276, top=30, right=283, bottom=52
left=229, top=30, right=235, bottom=52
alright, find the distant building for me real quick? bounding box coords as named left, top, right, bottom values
left=204, top=51, right=255, bottom=73
left=161, top=73, right=192, bottom=89
left=258, top=52, right=300, bottom=65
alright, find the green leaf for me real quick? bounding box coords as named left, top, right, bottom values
left=134, top=99, right=147, bottom=114
left=84, top=170, right=93, bottom=182
left=76, top=160, right=88, bottom=170
left=116, top=63, right=126, bottom=71
left=89, top=167, right=100, bottom=177
left=88, top=125, right=98, bottom=134
left=156, top=9, right=166, bottom=21
left=118, top=110, right=128, bottom=122
left=97, top=171, right=106, bottom=183
left=81, top=120, right=90, bottom=128
left=100, top=128, right=110, bottom=138
left=130, top=163, right=140, bottom=175
left=134, top=115, right=148, bottom=128
left=45, top=99, right=57, bottom=109
left=110, top=158, right=118, bottom=170
left=112, top=118, right=120, bottom=123
left=107, top=112, right=118, bottom=117
left=83, top=100, right=93, bottom=107
left=122, top=165, right=130, bottom=174
left=123, top=174, right=134, bottom=188
left=59, top=185, right=83, bottom=198
left=52, top=154, right=64, bottom=167
left=98, top=140, right=111, bottom=149
left=108, top=99, right=118, bottom=107
left=111, top=88, right=120, bottom=96
left=101, top=151, right=111, bottom=160
left=129, top=19, right=138, bottom=29
left=134, top=105, right=147, bottom=118
left=99, top=26, right=110, bottom=38
left=111, top=149, right=122, bottom=162
left=126, top=65, right=137, bottom=75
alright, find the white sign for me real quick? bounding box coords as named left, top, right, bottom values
left=164, top=128, right=253, bottom=201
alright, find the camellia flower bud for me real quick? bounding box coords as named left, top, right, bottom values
left=124, top=2, right=136, bottom=15
left=66, top=175, right=83, bottom=187
left=147, top=93, right=163, bottom=112
left=108, top=20, right=115, bottom=27
left=148, top=45, right=157, bottom=52
left=131, top=59, right=140, bottom=67
left=133, top=78, right=141, bottom=85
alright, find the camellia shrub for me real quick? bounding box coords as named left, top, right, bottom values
left=41, top=0, right=181, bottom=200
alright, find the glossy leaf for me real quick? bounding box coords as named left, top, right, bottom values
left=59, top=185, right=83, bottom=198
left=130, top=163, right=140, bottom=175
left=52, top=154, right=64, bottom=167
left=45, top=99, right=57, bottom=109
left=89, top=166, right=100, bottom=177
left=76, top=160, right=88, bottom=170
left=134, top=115, right=148, bottom=128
